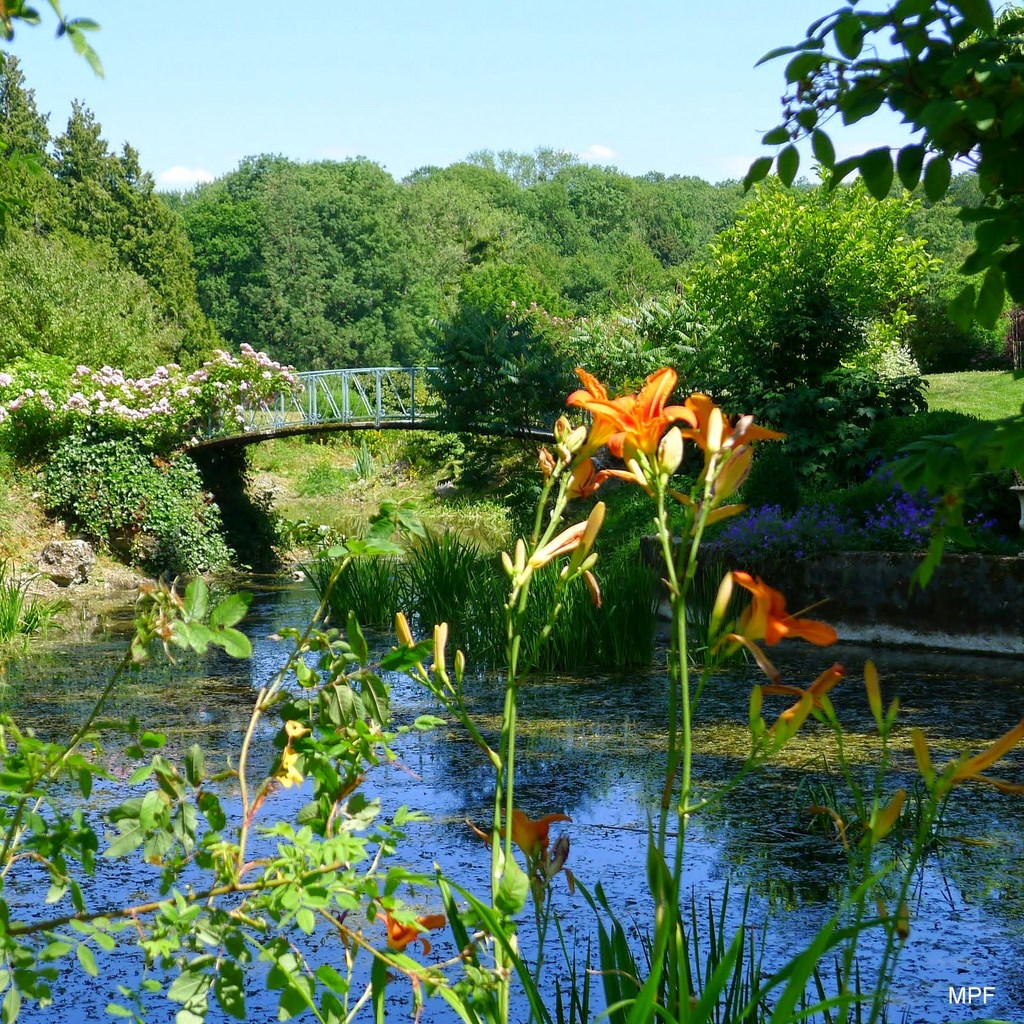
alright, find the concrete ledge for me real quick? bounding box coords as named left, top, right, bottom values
left=640, top=543, right=1024, bottom=654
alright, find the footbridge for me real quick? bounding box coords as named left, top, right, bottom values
left=188, top=367, right=554, bottom=451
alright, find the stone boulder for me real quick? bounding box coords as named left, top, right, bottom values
left=39, top=539, right=96, bottom=587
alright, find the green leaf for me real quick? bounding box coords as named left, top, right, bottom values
left=1, top=985, right=19, bottom=1024
left=777, top=144, right=799, bottom=186
left=785, top=51, right=824, bottom=83
left=1002, top=243, right=1024, bottom=304
left=104, top=818, right=146, bottom=858
left=76, top=943, right=98, bottom=978
left=762, top=126, right=790, bottom=145
left=140, top=731, right=165, bottom=749
left=296, top=907, right=316, bottom=934
left=495, top=859, right=530, bottom=917
left=859, top=147, right=894, bottom=199
left=829, top=155, right=860, bottom=187
left=956, top=0, right=995, bottom=32
left=314, top=965, right=349, bottom=994
left=183, top=578, right=209, bottom=622
left=213, top=960, right=246, bottom=1020
left=834, top=14, right=865, bottom=59
left=975, top=266, right=1005, bottom=328
left=923, top=155, right=952, bottom=201
left=218, top=628, right=252, bottom=659
left=345, top=611, right=368, bottom=664
left=209, top=592, right=251, bottom=629
left=811, top=129, right=835, bottom=167
left=379, top=639, right=433, bottom=672
left=77, top=766, right=92, bottom=799
left=743, top=156, right=773, bottom=191
left=184, top=745, right=205, bottom=787
left=896, top=144, right=925, bottom=190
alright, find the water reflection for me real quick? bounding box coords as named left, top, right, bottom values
left=3, top=583, right=1023, bottom=1022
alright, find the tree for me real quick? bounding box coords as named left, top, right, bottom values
left=691, top=178, right=931, bottom=390
left=755, top=0, right=1024, bottom=579
left=751, top=1, right=1024, bottom=327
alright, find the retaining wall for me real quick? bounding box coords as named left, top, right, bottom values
left=640, top=543, right=1024, bottom=654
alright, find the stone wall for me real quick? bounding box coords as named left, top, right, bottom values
left=640, top=542, right=1024, bottom=654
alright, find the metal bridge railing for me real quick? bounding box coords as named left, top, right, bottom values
left=210, top=367, right=443, bottom=437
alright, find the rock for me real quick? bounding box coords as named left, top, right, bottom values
left=39, top=539, right=96, bottom=587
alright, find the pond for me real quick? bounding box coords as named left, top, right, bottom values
left=3, top=581, right=1023, bottom=1024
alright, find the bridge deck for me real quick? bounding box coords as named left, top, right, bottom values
left=187, top=367, right=554, bottom=450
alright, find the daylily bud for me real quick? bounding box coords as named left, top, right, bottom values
left=865, top=660, right=883, bottom=730
left=395, top=611, right=414, bottom=647
left=567, top=501, right=606, bottom=574
left=538, top=447, right=556, bottom=479
left=434, top=622, right=449, bottom=681
left=896, top=901, right=910, bottom=941
left=454, top=649, right=465, bottom=683
left=514, top=539, right=527, bottom=573
left=554, top=415, right=571, bottom=442
left=583, top=569, right=602, bottom=608
left=657, top=427, right=684, bottom=475
left=579, top=551, right=599, bottom=573
left=557, top=443, right=573, bottom=464
left=706, top=406, right=724, bottom=456
left=547, top=833, right=570, bottom=876
left=564, top=425, right=588, bottom=454
left=501, top=550, right=515, bottom=577
left=869, top=788, right=907, bottom=842
left=709, top=571, right=734, bottom=642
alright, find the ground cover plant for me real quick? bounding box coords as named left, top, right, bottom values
left=0, top=367, right=1021, bottom=1024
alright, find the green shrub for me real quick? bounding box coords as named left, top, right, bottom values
left=298, top=462, right=351, bottom=498
left=44, top=437, right=232, bottom=575
left=867, top=409, right=981, bottom=459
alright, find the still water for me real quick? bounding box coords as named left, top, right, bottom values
left=3, top=581, right=1023, bottom=1023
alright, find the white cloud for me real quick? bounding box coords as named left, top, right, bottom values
left=156, top=165, right=215, bottom=190
left=579, top=144, right=616, bottom=163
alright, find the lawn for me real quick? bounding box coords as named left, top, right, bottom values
left=924, top=369, right=1024, bottom=419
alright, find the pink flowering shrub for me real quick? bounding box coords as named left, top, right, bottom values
left=0, top=345, right=300, bottom=456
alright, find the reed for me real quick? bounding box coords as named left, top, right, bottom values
left=0, top=561, right=65, bottom=647
left=303, top=553, right=402, bottom=629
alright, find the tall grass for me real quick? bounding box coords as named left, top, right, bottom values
left=303, top=555, right=403, bottom=629
left=0, top=561, right=65, bottom=647
left=303, top=532, right=660, bottom=672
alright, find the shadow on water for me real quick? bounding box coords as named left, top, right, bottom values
left=3, top=583, right=1024, bottom=1022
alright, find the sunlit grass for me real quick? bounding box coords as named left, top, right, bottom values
left=924, top=369, right=1024, bottom=420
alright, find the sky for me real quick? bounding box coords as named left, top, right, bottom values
left=4, top=0, right=915, bottom=191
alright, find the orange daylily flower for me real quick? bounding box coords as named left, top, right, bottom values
left=510, top=809, right=572, bottom=860
left=565, top=368, right=633, bottom=457
left=567, top=367, right=696, bottom=461
left=468, top=809, right=572, bottom=861
left=682, top=393, right=785, bottom=462
left=382, top=910, right=447, bottom=955
left=731, top=572, right=838, bottom=647
left=913, top=718, right=1024, bottom=793
left=566, top=457, right=600, bottom=499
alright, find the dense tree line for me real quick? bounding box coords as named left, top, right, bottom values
left=1, top=51, right=1008, bottom=385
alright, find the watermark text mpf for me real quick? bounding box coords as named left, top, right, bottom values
left=949, top=985, right=995, bottom=1006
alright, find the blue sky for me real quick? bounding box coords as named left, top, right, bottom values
left=5, top=1, right=913, bottom=189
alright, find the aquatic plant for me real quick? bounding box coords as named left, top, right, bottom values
left=0, top=561, right=64, bottom=648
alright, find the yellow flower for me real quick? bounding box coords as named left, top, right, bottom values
left=276, top=747, right=304, bottom=788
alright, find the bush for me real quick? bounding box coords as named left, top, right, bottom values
left=45, top=436, right=232, bottom=575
